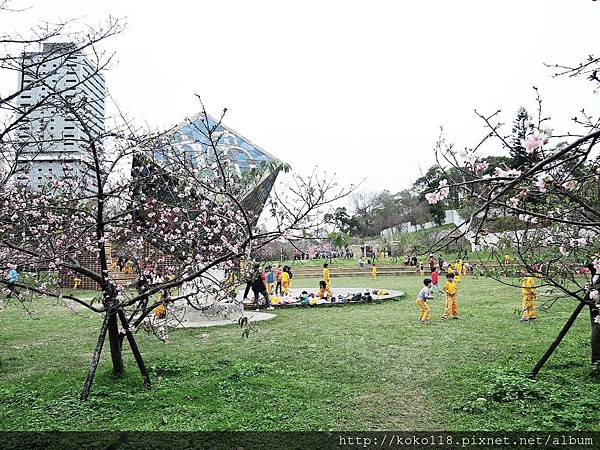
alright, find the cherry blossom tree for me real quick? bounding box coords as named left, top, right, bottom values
left=424, top=69, right=600, bottom=375
left=1, top=98, right=351, bottom=399
left=0, top=8, right=352, bottom=399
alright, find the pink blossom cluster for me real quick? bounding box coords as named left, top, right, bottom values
left=425, top=179, right=450, bottom=205
left=521, top=130, right=549, bottom=155
left=569, top=238, right=587, bottom=248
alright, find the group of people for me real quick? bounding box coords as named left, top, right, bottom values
left=414, top=264, right=538, bottom=324
left=243, top=264, right=294, bottom=310
left=243, top=262, right=339, bottom=309
left=415, top=270, right=459, bottom=323
left=293, top=249, right=353, bottom=260
left=111, top=256, right=136, bottom=274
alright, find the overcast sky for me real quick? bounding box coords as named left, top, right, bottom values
left=2, top=0, right=599, bottom=194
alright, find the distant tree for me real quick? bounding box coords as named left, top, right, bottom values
left=350, top=190, right=378, bottom=237
left=324, top=206, right=360, bottom=235
left=396, top=189, right=430, bottom=226
left=509, top=106, right=532, bottom=168
left=328, top=231, right=350, bottom=258
left=371, top=190, right=401, bottom=232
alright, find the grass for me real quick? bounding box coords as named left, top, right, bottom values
left=1, top=275, right=599, bottom=431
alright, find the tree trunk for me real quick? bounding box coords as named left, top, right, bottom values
left=107, top=310, right=125, bottom=375
left=589, top=304, right=600, bottom=365
left=530, top=300, right=586, bottom=377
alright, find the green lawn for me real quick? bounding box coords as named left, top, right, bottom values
left=1, top=275, right=598, bottom=431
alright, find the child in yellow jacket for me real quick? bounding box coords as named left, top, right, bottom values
left=442, top=273, right=459, bottom=319
left=416, top=278, right=434, bottom=323
left=322, top=263, right=331, bottom=290
left=280, top=268, right=291, bottom=295
left=371, top=263, right=377, bottom=280
left=318, top=280, right=332, bottom=301
left=521, top=272, right=537, bottom=321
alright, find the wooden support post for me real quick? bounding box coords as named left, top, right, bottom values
left=529, top=300, right=586, bottom=378
left=81, top=314, right=110, bottom=401
left=118, top=309, right=151, bottom=389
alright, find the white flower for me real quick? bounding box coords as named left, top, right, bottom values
left=507, top=197, right=519, bottom=208
left=559, top=245, right=569, bottom=256
left=569, top=238, right=586, bottom=248
left=518, top=214, right=538, bottom=223
left=521, top=131, right=549, bottom=154
left=590, top=290, right=599, bottom=301
left=494, top=167, right=522, bottom=179
left=425, top=192, right=440, bottom=204
left=474, top=161, right=489, bottom=174
left=425, top=179, right=450, bottom=205
left=460, top=151, right=478, bottom=166
left=561, top=180, right=578, bottom=191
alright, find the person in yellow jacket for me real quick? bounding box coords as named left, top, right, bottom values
left=452, top=261, right=462, bottom=283
left=322, top=263, right=331, bottom=290
left=521, top=272, right=537, bottom=321
left=280, top=267, right=291, bottom=295
left=371, top=263, right=377, bottom=280
left=442, top=273, right=459, bottom=319
left=318, top=280, right=332, bottom=301
left=124, top=259, right=134, bottom=274
left=416, top=278, right=434, bottom=323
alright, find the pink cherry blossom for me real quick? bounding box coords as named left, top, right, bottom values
left=425, top=179, right=450, bottom=205
left=569, top=238, right=586, bottom=248
left=507, top=197, right=519, bottom=208
left=474, top=161, right=489, bottom=174
left=521, top=131, right=549, bottom=154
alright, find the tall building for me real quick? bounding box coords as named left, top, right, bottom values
left=14, top=42, right=106, bottom=190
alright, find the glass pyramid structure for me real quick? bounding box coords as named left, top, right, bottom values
left=159, top=113, right=280, bottom=176
left=140, top=113, right=283, bottom=225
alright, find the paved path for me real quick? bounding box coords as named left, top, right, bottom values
left=179, top=311, right=276, bottom=328
left=237, top=287, right=404, bottom=303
